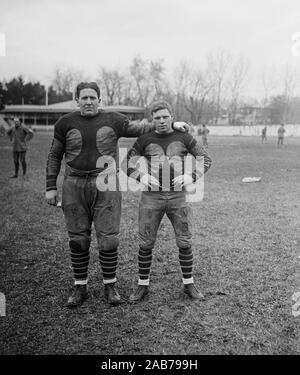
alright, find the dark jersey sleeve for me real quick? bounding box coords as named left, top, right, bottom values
left=45, top=118, right=66, bottom=191
left=124, top=140, right=146, bottom=182
left=121, top=120, right=155, bottom=138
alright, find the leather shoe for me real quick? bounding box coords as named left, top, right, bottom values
left=66, top=285, right=89, bottom=308
left=104, top=283, right=121, bottom=305
left=183, top=283, right=204, bottom=300
left=129, top=285, right=149, bottom=303
left=10, top=175, right=18, bottom=178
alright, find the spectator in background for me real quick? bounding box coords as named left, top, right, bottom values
left=0, top=125, right=5, bottom=137
left=7, top=117, right=34, bottom=178
left=277, top=123, right=286, bottom=147
left=201, top=124, right=210, bottom=147
left=261, top=126, right=267, bottom=144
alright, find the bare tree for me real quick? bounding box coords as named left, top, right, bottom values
left=173, top=61, right=214, bottom=123
left=130, top=56, right=151, bottom=106
left=207, top=49, right=231, bottom=124
left=149, top=60, right=166, bottom=100
left=172, top=61, right=190, bottom=119
left=173, top=60, right=190, bottom=96
left=228, top=56, right=250, bottom=124
left=121, top=74, right=136, bottom=106
left=280, top=64, right=299, bottom=123
left=261, top=65, right=277, bottom=124
left=98, top=68, right=125, bottom=105
left=51, top=67, right=87, bottom=99
left=261, top=66, right=276, bottom=106
left=129, top=56, right=169, bottom=107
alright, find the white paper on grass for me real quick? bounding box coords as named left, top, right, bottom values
left=242, top=177, right=261, bottom=183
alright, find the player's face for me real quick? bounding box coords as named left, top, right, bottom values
left=14, top=119, right=21, bottom=128
left=152, top=109, right=173, bottom=134
left=77, top=88, right=100, bottom=117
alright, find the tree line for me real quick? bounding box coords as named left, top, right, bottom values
left=1, top=52, right=300, bottom=125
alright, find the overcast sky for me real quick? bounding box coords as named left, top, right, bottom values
left=0, top=0, right=300, bottom=97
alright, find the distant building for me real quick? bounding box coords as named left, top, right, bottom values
left=0, top=101, right=146, bottom=127
left=0, top=114, right=9, bottom=131
left=216, top=114, right=229, bottom=126
left=238, top=106, right=271, bottom=125
left=207, top=106, right=272, bottom=126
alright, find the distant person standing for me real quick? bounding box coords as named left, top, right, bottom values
left=261, top=126, right=267, bottom=144
left=7, top=117, right=34, bottom=178
left=0, top=125, right=5, bottom=137
left=201, top=124, right=210, bottom=147
left=277, top=123, right=285, bottom=146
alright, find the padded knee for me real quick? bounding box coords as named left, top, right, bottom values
left=139, top=243, right=154, bottom=252
left=69, top=238, right=90, bottom=252
left=98, top=236, right=119, bottom=252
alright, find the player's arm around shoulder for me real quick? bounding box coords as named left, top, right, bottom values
left=122, top=117, right=155, bottom=138
left=123, top=117, right=191, bottom=138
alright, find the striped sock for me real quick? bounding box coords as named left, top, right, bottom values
left=138, top=247, right=152, bottom=285
left=70, top=246, right=90, bottom=283
left=179, top=247, right=194, bottom=285
left=99, top=248, right=118, bottom=284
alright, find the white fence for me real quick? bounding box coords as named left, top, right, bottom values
left=205, top=124, right=300, bottom=137
left=31, top=124, right=300, bottom=137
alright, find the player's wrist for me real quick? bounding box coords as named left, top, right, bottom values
left=140, top=174, right=150, bottom=185
left=183, top=174, right=194, bottom=186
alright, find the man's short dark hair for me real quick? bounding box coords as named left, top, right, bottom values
left=150, top=100, right=173, bottom=116
left=75, top=82, right=101, bottom=99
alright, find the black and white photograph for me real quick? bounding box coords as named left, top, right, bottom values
left=0, top=0, right=299, bottom=361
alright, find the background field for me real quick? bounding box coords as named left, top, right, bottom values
left=0, top=133, right=299, bottom=355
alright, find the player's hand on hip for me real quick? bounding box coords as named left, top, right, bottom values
left=173, top=174, right=193, bottom=188
left=46, top=190, right=58, bottom=206
left=173, top=122, right=190, bottom=133
left=140, top=174, right=160, bottom=189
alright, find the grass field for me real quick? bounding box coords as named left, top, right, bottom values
left=0, top=132, right=299, bottom=355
